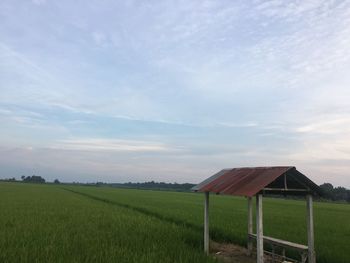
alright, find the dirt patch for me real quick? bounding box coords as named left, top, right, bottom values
left=210, top=241, right=255, bottom=263
left=210, top=241, right=275, bottom=263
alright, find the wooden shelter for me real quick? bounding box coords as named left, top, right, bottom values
left=192, top=166, right=323, bottom=263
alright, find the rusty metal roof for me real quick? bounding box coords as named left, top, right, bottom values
left=192, top=166, right=322, bottom=197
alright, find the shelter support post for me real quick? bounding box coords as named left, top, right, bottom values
left=307, top=195, right=316, bottom=263
left=256, top=194, right=264, bottom=263
left=204, top=192, right=209, bottom=255
left=247, top=197, right=253, bottom=255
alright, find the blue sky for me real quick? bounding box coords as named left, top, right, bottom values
left=1, top=0, right=350, bottom=186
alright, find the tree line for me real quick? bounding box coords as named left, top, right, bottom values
left=319, top=183, right=350, bottom=202
left=0, top=175, right=60, bottom=184
left=1, top=176, right=349, bottom=202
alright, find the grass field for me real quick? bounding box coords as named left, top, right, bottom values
left=0, top=182, right=349, bottom=263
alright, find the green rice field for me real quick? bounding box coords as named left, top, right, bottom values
left=0, top=182, right=349, bottom=263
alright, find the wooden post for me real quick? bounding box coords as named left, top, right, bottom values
left=307, top=195, right=316, bottom=263
left=256, top=194, right=264, bottom=263
left=204, top=192, right=209, bottom=255
left=247, top=197, right=253, bottom=255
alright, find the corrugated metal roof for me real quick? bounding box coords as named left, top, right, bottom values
left=192, top=166, right=322, bottom=197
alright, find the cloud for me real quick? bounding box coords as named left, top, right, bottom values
left=296, top=118, right=350, bottom=134
left=51, top=138, right=181, bottom=153
left=92, top=32, right=108, bottom=47
left=32, top=0, right=46, bottom=6
left=1, top=0, right=350, bottom=186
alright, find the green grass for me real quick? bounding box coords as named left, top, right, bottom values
left=1, top=182, right=349, bottom=263
left=0, top=183, right=214, bottom=263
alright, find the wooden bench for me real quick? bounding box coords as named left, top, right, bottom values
left=248, top=233, right=308, bottom=263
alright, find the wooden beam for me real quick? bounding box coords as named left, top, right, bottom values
left=256, top=194, right=264, bottom=263
left=284, top=173, right=288, bottom=190
left=263, top=188, right=308, bottom=192
left=247, top=197, right=253, bottom=255
left=307, top=195, right=316, bottom=263
left=248, top=233, right=308, bottom=251
left=204, top=192, right=209, bottom=255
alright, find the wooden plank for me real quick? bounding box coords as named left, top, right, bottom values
left=307, top=195, right=316, bottom=263
left=249, top=234, right=309, bottom=263
left=204, top=192, right=209, bottom=255
left=263, top=188, right=308, bottom=192
left=248, top=234, right=308, bottom=251
left=256, top=194, right=264, bottom=263
left=247, top=197, right=253, bottom=255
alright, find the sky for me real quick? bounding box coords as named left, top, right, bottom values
left=1, top=0, right=350, bottom=186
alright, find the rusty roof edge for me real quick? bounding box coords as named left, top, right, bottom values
left=242, top=166, right=295, bottom=197
left=193, top=166, right=296, bottom=196
left=191, top=169, right=231, bottom=191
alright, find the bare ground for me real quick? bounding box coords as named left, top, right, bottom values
left=210, top=241, right=276, bottom=263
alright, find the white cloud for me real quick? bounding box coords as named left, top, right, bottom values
left=1, top=0, right=350, bottom=186
left=288, top=136, right=350, bottom=161
left=32, top=0, right=46, bottom=6
left=51, top=138, right=181, bottom=152
left=92, top=32, right=108, bottom=47
left=296, top=118, right=350, bottom=134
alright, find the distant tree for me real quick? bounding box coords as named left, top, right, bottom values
left=23, top=175, right=45, bottom=183
left=320, top=183, right=334, bottom=199
left=54, top=179, right=60, bottom=184
left=21, top=175, right=25, bottom=180
left=333, top=187, right=349, bottom=201
left=320, top=183, right=350, bottom=202
left=1, top=177, right=17, bottom=182
left=320, top=183, right=334, bottom=191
